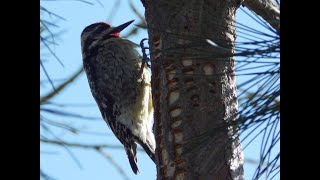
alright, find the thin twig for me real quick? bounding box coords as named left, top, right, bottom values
left=40, top=66, right=83, bottom=105
left=40, top=139, right=145, bottom=152
left=95, top=148, right=130, bottom=180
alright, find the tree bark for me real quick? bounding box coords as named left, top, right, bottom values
left=242, top=0, right=280, bottom=33
left=143, top=0, right=244, bottom=179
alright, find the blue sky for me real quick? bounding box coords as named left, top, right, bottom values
left=40, top=1, right=279, bottom=179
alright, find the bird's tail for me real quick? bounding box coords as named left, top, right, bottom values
left=135, top=138, right=156, bottom=163
left=125, top=143, right=139, bottom=174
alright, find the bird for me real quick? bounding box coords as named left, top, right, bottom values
left=80, top=20, right=155, bottom=174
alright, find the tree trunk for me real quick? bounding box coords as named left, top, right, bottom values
left=143, top=0, right=244, bottom=179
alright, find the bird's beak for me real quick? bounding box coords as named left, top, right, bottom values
left=109, top=20, right=135, bottom=34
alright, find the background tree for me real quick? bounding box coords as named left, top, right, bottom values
left=40, top=0, right=279, bottom=179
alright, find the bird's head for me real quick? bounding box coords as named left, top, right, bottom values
left=81, top=20, right=134, bottom=52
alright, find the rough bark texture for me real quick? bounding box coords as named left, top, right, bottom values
left=143, top=0, right=244, bottom=179
left=242, top=0, right=280, bottom=33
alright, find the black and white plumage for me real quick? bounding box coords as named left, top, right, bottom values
left=80, top=20, right=155, bottom=174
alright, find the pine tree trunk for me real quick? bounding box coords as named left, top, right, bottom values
left=143, top=0, right=244, bottom=179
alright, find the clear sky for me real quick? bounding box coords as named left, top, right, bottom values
left=40, top=1, right=279, bottom=180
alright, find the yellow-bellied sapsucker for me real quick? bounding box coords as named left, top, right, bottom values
left=80, top=20, right=155, bottom=174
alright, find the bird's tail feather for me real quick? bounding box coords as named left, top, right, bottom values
left=126, top=143, right=139, bottom=174
left=135, top=138, right=156, bottom=163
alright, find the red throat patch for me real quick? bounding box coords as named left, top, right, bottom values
left=110, top=32, right=120, bottom=37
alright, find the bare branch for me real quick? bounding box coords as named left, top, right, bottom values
left=41, top=0, right=94, bottom=6
left=40, top=169, right=56, bottom=180
left=40, top=59, right=57, bottom=91
left=40, top=66, right=83, bottom=105
left=128, top=0, right=146, bottom=24
left=40, top=35, right=65, bottom=68
left=95, top=148, right=130, bottom=180
left=40, top=6, right=67, bottom=21
left=41, top=139, right=124, bottom=150
left=61, top=143, right=84, bottom=169
left=40, top=139, right=146, bottom=152
left=40, top=107, right=101, bottom=120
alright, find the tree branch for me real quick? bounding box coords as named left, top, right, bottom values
left=40, top=139, right=123, bottom=149
left=40, top=66, right=84, bottom=105
left=40, top=139, right=145, bottom=152
left=95, top=148, right=130, bottom=180
left=242, top=0, right=280, bottom=33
